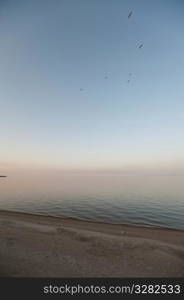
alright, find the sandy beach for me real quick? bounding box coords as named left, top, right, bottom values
left=0, top=209, right=183, bottom=277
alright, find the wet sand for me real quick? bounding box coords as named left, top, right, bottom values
left=0, top=209, right=183, bottom=277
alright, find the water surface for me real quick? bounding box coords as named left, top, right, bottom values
left=0, top=172, right=183, bottom=229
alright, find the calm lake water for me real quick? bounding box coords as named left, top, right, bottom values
left=0, top=172, right=184, bottom=229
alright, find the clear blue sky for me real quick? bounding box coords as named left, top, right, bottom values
left=0, top=0, right=184, bottom=172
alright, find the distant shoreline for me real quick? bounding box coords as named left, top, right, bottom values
left=0, top=209, right=183, bottom=277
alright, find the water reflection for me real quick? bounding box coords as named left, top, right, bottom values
left=0, top=172, right=184, bottom=229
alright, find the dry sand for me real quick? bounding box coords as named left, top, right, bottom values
left=0, top=210, right=183, bottom=277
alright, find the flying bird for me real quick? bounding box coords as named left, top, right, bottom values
left=128, top=73, right=132, bottom=77
left=104, top=76, right=108, bottom=79
left=138, top=44, right=143, bottom=49
left=80, top=88, right=84, bottom=91
left=127, top=79, right=130, bottom=83
left=128, top=11, right=132, bottom=18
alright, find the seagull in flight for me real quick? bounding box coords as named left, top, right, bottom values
left=138, top=44, right=143, bottom=49
left=128, top=11, right=132, bottom=18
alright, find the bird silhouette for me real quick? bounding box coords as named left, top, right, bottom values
left=128, top=11, right=132, bottom=18
left=104, top=76, right=108, bottom=79
left=80, top=88, right=84, bottom=91
left=138, top=44, right=143, bottom=49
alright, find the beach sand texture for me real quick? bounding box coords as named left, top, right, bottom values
left=0, top=210, right=183, bottom=277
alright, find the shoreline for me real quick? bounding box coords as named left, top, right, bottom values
left=0, top=209, right=184, bottom=277
left=1, top=208, right=183, bottom=232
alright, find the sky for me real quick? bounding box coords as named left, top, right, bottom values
left=0, top=0, right=184, bottom=173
